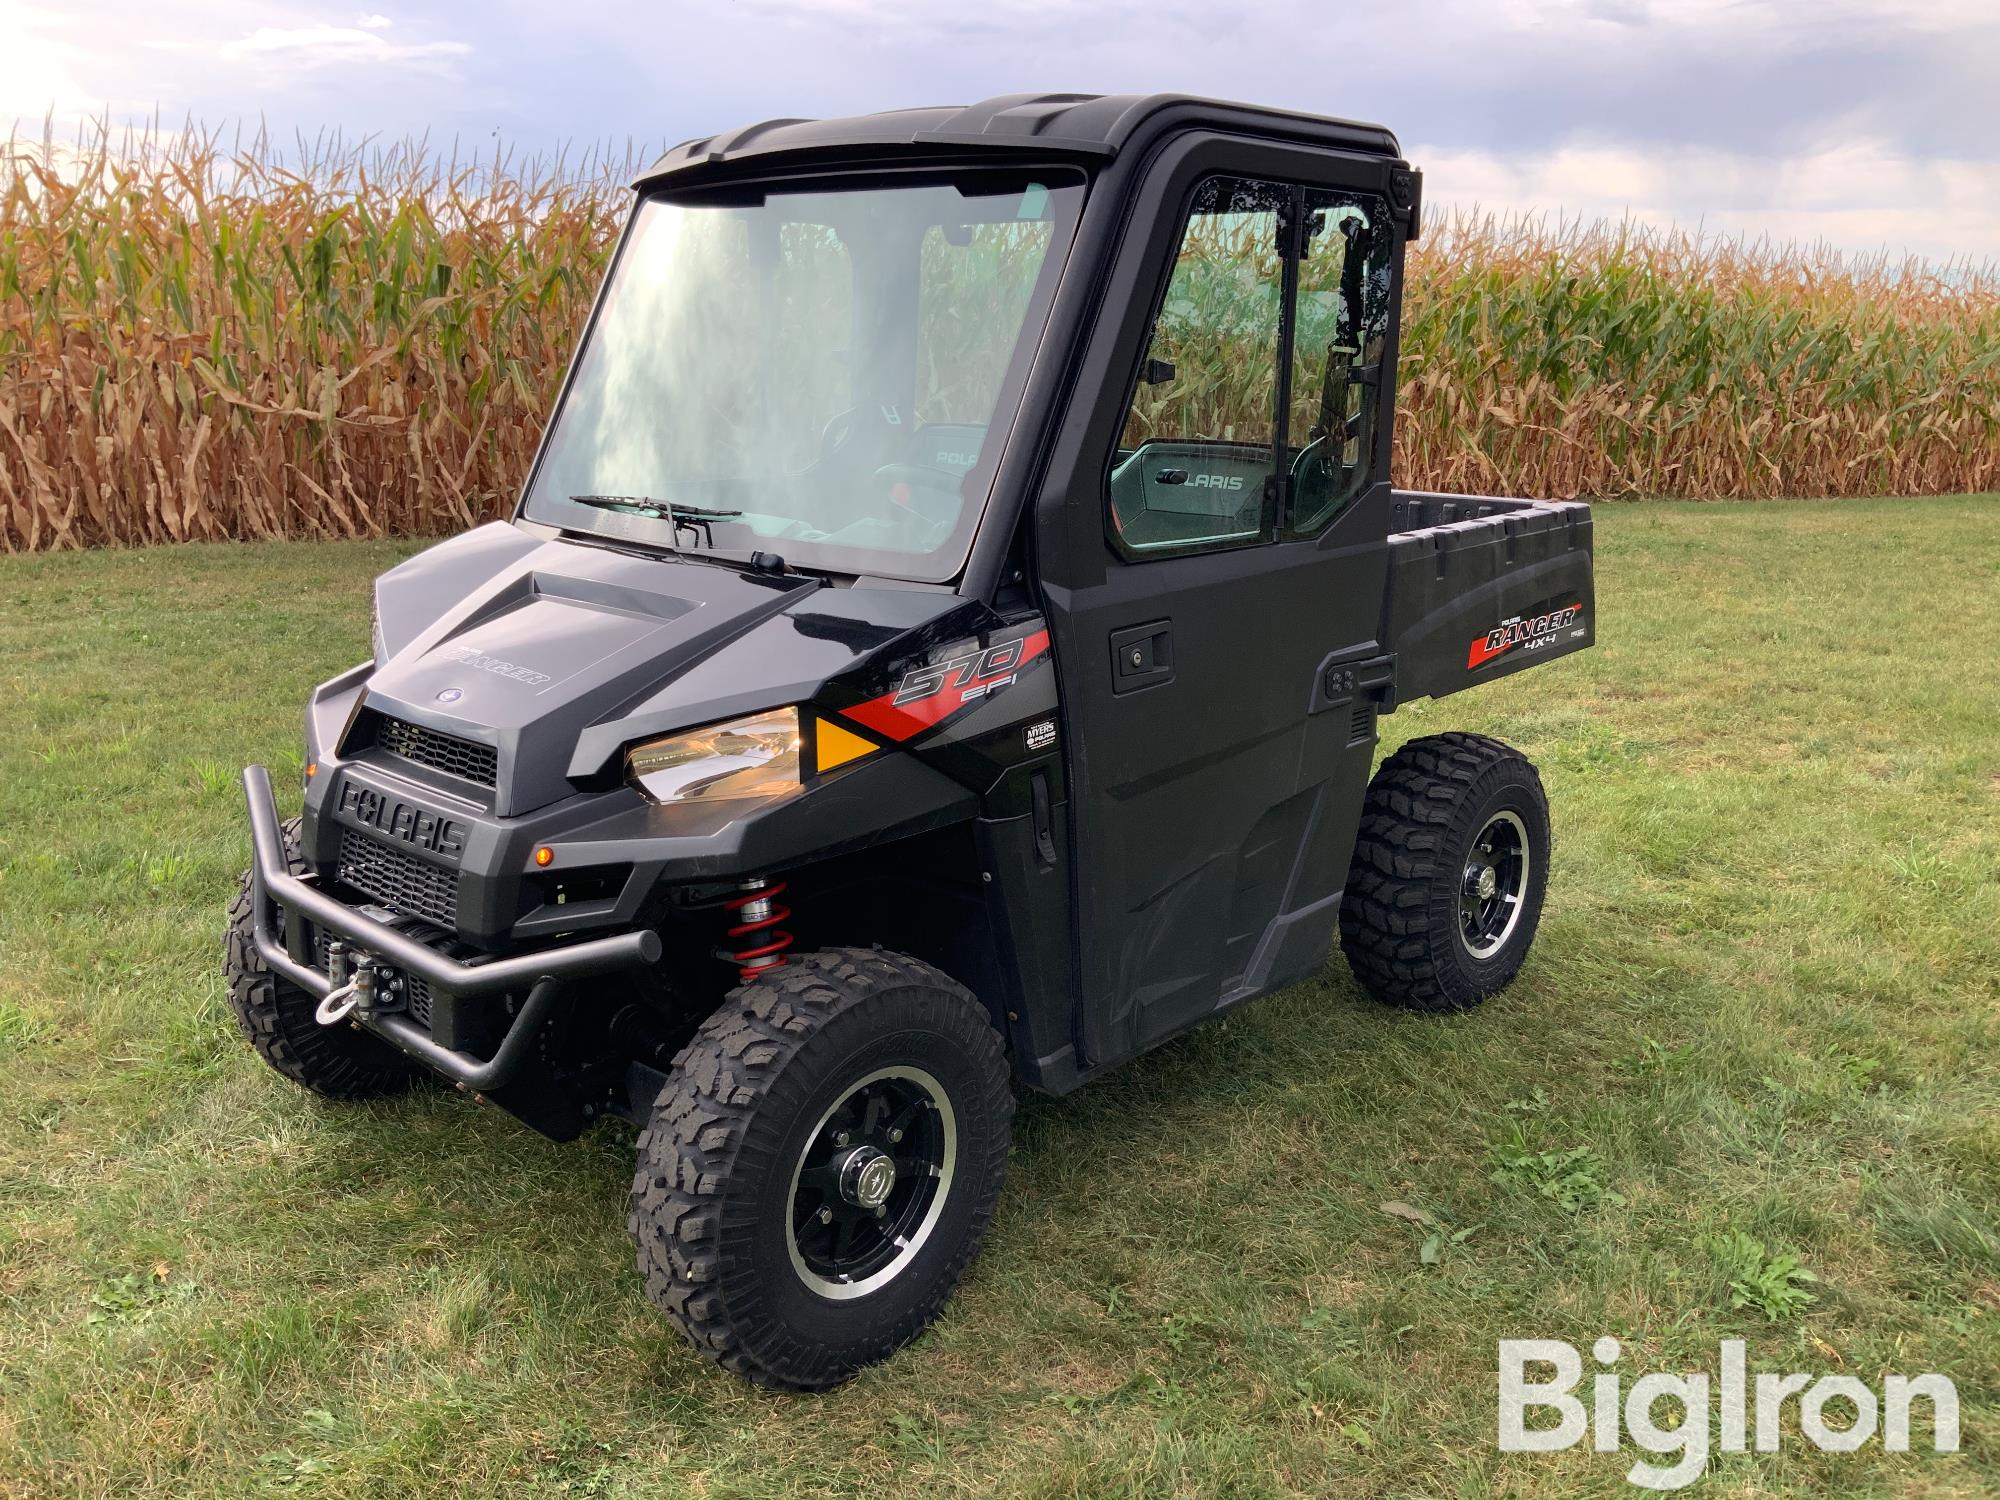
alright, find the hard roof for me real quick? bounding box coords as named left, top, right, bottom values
left=635, top=92, right=1402, bottom=189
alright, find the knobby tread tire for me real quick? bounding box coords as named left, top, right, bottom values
left=629, top=947, right=1013, bottom=1391
left=223, top=817, right=424, bottom=1099
left=1339, top=731, right=1550, bottom=1013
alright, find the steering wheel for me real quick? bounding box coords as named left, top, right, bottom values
left=1291, top=433, right=1331, bottom=487
left=1292, top=403, right=1367, bottom=483
left=819, top=406, right=911, bottom=467
left=818, top=407, right=861, bottom=461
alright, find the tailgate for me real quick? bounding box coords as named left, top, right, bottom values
left=1383, top=492, right=1595, bottom=705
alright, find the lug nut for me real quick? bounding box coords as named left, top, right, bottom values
left=833, top=1131, right=850, bottom=1147
left=819, top=1207, right=833, bottom=1224
left=874, top=1206, right=887, bottom=1219
left=888, top=1127, right=903, bottom=1143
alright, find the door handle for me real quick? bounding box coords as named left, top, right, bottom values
left=1109, top=620, right=1173, bottom=694
left=1030, top=770, right=1058, bottom=866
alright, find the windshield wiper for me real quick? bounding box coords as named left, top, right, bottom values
left=569, top=494, right=742, bottom=521
left=568, top=493, right=743, bottom=548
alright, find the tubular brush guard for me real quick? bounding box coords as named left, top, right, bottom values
left=240, top=764, right=661, bottom=1090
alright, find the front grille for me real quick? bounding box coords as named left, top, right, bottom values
left=375, top=717, right=497, bottom=787
left=336, top=828, right=460, bottom=926
left=403, top=973, right=435, bottom=1029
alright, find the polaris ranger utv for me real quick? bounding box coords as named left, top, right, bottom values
left=227, top=93, right=1594, bottom=1388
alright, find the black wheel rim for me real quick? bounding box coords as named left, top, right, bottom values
left=1459, top=809, right=1530, bottom=959
left=786, top=1065, right=957, bottom=1299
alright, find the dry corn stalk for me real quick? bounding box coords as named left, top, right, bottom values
left=3, top=123, right=1996, bottom=552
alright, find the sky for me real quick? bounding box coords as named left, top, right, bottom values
left=8, top=0, right=1999, bottom=265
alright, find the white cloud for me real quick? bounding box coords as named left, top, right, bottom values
left=0, top=2, right=95, bottom=119
left=1414, top=139, right=2000, bottom=267
left=1491, top=0, right=2000, bottom=36
left=3, top=0, right=1996, bottom=268
left=216, top=23, right=468, bottom=70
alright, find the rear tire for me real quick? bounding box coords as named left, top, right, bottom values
left=629, top=948, right=1013, bottom=1390
left=1339, top=732, right=1550, bottom=1013
left=223, top=817, right=425, bottom=1099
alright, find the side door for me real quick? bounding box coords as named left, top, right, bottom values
left=1036, top=137, right=1406, bottom=1068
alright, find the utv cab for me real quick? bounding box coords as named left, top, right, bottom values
left=227, top=92, right=1594, bottom=1389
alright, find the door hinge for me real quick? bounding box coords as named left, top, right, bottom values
left=1390, top=167, right=1424, bottom=240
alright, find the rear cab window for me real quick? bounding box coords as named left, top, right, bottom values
left=914, top=208, right=1058, bottom=479
left=1287, top=189, right=1392, bottom=536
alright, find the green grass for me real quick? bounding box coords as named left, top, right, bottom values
left=2, top=498, right=1997, bottom=1498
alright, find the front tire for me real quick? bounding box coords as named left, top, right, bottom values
left=629, top=948, right=1013, bottom=1390
left=223, top=817, right=425, bottom=1099
left=1339, top=732, right=1551, bottom=1012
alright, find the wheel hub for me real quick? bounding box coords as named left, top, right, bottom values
left=1457, top=809, right=1531, bottom=960
left=785, top=1066, right=958, bottom=1300
left=839, top=1146, right=898, bottom=1209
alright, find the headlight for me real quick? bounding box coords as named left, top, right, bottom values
left=625, top=708, right=802, bottom=806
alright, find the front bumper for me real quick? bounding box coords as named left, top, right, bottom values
left=242, top=764, right=660, bottom=1089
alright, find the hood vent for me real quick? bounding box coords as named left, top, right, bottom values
left=367, top=714, right=498, bottom=787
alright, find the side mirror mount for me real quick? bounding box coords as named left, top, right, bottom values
left=1142, top=357, right=1176, bottom=386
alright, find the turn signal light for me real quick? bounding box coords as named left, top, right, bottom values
left=813, top=717, right=877, bottom=775
left=534, top=846, right=554, bottom=867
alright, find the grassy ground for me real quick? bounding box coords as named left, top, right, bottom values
left=1, top=497, right=1996, bottom=1498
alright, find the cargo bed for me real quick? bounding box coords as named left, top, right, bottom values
left=1380, top=491, right=1595, bottom=706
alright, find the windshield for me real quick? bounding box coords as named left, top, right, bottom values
left=521, top=169, right=1084, bottom=581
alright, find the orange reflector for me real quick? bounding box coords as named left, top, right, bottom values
left=534, top=846, right=554, bottom=867
left=305, top=762, right=318, bottom=779
left=814, top=717, right=878, bottom=774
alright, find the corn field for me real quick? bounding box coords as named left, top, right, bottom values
left=3, top=124, right=1997, bottom=551
left=1, top=126, right=624, bottom=551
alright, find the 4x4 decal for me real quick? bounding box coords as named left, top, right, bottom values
left=843, top=629, right=1051, bottom=742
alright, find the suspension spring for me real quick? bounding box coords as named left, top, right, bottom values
left=719, top=878, right=793, bottom=973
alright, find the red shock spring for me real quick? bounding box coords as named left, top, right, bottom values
left=720, top=879, right=793, bottom=972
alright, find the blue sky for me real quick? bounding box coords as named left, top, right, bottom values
left=9, top=0, right=1999, bottom=263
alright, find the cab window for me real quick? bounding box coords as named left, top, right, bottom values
left=1287, top=190, right=1392, bottom=535
left=1107, top=176, right=1286, bottom=557
left=915, top=213, right=1056, bottom=480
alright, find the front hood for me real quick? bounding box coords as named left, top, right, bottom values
left=356, top=524, right=957, bottom=816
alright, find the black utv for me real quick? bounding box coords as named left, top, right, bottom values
left=228, top=92, right=1595, bottom=1389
